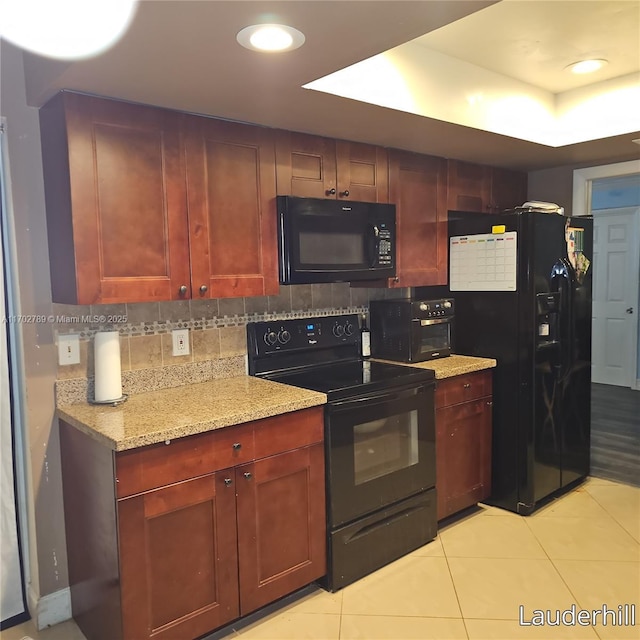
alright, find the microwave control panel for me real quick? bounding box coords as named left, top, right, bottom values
left=375, top=227, right=393, bottom=266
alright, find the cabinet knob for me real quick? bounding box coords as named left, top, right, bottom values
left=486, top=401, right=493, bottom=406
left=199, top=284, right=208, bottom=295
left=224, top=478, right=233, bottom=486
left=393, top=277, right=400, bottom=284
left=463, top=383, right=471, bottom=389
left=179, top=285, right=188, bottom=296
left=339, top=190, right=350, bottom=197
left=243, top=472, right=252, bottom=480
left=326, top=188, right=336, bottom=196
left=232, top=442, right=242, bottom=450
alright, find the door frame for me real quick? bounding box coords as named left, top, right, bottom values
left=573, top=160, right=640, bottom=389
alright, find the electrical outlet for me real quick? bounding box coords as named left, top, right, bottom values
left=58, top=334, right=80, bottom=365
left=172, top=329, right=190, bottom=356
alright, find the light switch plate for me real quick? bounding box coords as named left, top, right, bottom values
left=58, top=334, right=80, bottom=365
left=172, top=329, right=190, bottom=356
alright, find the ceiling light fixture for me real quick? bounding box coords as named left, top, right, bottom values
left=565, top=59, right=609, bottom=75
left=0, top=0, right=137, bottom=60
left=236, top=24, right=305, bottom=52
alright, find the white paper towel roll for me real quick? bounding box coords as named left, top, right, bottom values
left=94, top=331, right=122, bottom=402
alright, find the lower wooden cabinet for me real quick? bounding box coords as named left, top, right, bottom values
left=118, top=472, right=240, bottom=640
left=435, top=371, right=493, bottom=520
left=236, top=445, right=326, bottom=615
left=60, top=407, right=326, bottom=640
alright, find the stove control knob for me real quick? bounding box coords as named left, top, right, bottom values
left=333, top=324, right=345, bottom=337
left=264, top=331, right=278, bottom=345
left=443, top=300, right=452, bottom=309
left=278, top=330, right=291, bottom=344
left=419, top=303, right=428, bottom=311
left=344, top=322, right=354, bottom=336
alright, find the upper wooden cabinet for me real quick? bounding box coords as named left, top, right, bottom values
left=40, top=92, right=192, bottom=304
left=184, top=117, right=278, bottom=299
left=386, top=150, right=447, bottom=288
left=275, top=131, right=388, bottom=203
left=447, top=160, right=527, bottom=214
left=490, top=166, right=529, bottom=212
left=39, top=92, right=279, bottom=304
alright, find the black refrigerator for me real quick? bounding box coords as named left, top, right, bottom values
left=447, top=210, right=593, bottom=515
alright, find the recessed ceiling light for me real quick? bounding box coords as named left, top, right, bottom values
left=236, top=24, right=305, bottom=52
left=565, top=59, right=609, bottom=75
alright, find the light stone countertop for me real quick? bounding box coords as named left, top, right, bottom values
left=57, top=376, right=327, bottom=452
left=375, top=354, right=496, bottom=379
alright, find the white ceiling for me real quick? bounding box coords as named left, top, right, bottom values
left=416, top=0, right=640, bottom=93
left=12, top=0, right=640, bottom=171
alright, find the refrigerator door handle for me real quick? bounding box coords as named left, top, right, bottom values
left=550, top=258, right=574, bottom=380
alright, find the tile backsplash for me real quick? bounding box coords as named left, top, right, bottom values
left=54, top=283, right=408, bottom=403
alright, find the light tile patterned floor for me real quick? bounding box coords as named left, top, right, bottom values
left=2, top=477, right=638, bottom=640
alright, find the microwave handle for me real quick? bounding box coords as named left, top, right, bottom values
left=367, top=225, right=379, bottom=268
left=413, top=318, right=450, bottom=326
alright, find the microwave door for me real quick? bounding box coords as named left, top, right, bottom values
left=289, top=213, right=370, bottom=282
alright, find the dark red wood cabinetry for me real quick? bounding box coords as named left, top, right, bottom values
left=40, top=92, right=529, bottom=301
left=60, top=407, right=326, bottom=640
left=40, top=92, right=278, bottom=304
left=389, top=150, right=448, bottom=287
left=447, top=159, right=528, bottom=214
left=435, top=371, right=493, bottom=520
left=275, top=131, right=389, bottom=202
left=185, top=116, right=279, bottom=299
left=40, top=92, right=192, bottom=304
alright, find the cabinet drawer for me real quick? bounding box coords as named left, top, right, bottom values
left=116, top=422, right=255, bottom=498
left=435, top=371, right=492, bottom=408
left=254, top=407, right=324, bottom=459
left=436, top=397, right=491, bottom=425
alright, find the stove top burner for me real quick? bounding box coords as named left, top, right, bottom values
left=264, top=359, right=434, bottom=401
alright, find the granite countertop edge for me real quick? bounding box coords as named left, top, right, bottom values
left=374, top=354, right=497, bottom=379
left=57, top=376, right=327, bottom=452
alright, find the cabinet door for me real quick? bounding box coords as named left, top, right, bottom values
left=275, top=131, right=337, bottom=198
left=491, top=167, right=528, bottom=212
left=185, top=117, right=279, bottom=298
left=40, top=92, right=191, bottom=304
left=336, top=141, right=388, bottom=203
left=236, top=444, right=326, bottom=615
left=436, top=398, right=492, bottom=519
left=388, top=150, right=447, bottom=287
left=447, top=159, right=492, bottom=213
left=118, top=472, right=239, bottom=640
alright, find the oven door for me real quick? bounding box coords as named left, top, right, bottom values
left=410, top=318, right=452, bottom=361
left=326, top=383, right=435, bottom=528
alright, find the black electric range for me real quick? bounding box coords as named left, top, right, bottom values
left=247, top=313, right=437, bottom=591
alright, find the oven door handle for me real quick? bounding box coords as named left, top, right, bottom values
left=328, top=386, right=427, bottom=409
left=413, top=318, right=450, bottom=326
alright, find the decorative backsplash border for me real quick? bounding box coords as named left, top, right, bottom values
left=54, top=305, right=368, bottom=339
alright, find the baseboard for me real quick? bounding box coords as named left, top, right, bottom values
left=28, top=585, right=71, bottom=630
left=635, top=378, right=640, bottom=391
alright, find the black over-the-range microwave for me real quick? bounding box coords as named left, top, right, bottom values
left=277, top=195, right=396, bottom=285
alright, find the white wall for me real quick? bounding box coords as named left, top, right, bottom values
left=0, top=41, right=69, bottom=613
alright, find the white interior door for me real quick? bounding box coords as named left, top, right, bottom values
left=591, top=208, right=640, bottom=387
